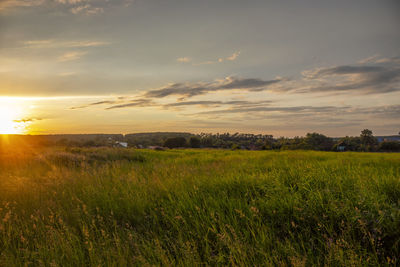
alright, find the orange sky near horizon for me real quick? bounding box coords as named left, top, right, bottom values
left=0, top=93, right=398, bottom=138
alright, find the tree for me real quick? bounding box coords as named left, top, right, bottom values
left=304, top=132, right=334, bottom=151
left=360, top=129, right=376, bottom=144
left=264, top=135, right=275, bottom=150
left=200, top=136, right=214, bottom=147
left=360, top=129, right=377, bottom=151
left=164, top=137, right=187, bottom=148
left=379, top=141, right=400, bottom=152
left=189, top=137, right=201, bottom=148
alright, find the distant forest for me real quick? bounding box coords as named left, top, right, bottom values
left=1, top=130, right=399, bottom=152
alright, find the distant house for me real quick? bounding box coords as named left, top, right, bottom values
left=114, top=141, right=128, bottom=148
left=337, top=141, right=346, bottom=151
left=337, top=145, right=346, bottom=151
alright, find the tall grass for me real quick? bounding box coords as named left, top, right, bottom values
left=0, top=148, right=399, bottom=266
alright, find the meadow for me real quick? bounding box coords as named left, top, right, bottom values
left=0, top=147, right=399, bottom=266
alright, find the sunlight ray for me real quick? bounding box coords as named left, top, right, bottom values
left=0, top=103, right=25, bottom=134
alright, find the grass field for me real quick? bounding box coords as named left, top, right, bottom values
left=0, top=147, right=399, bottom=266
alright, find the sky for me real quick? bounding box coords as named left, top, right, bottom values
left=0, top=0, right=399, bottom=137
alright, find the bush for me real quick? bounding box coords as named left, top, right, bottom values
left=189, top=137, right=201, bottom=148
left=231, top=144, right=240, bottom=150
left=304, top=132, right=334, bottom=151
left=379, top=141, right=400, bottom=152
left=164, top=137, right=187, bottom=148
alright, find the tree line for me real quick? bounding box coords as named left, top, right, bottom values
left=1, top=130, right=399, bottom=152
left=159, top=130, right=399, bottom=152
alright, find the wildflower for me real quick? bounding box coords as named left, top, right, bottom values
left=250, top=206, right=259, bottom=215
left=2, top=211, right=11, bottom=223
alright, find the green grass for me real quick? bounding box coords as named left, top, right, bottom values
left=0, top=148, right=399, bottom=266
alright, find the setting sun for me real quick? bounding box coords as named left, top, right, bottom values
left=0, top=104, right=23, bottom=134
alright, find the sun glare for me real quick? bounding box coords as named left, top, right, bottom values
left=0, top=104, right=24, bottom=134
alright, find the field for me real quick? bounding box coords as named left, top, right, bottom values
left=0, top=147, right=399, bottom=266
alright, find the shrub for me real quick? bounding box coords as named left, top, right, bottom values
left=164, top=137, right=187, bottom=148
left=189, top=137, right=201, bottom=148
left=379, top=141, right=400, bottom=152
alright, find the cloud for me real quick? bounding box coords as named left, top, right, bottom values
left=226, top=51, right=240, bottom=61
left=57, top=51, right=88, bottom=62
left=70, top=100, right=118, bottom=110
left=163, top=100, right=273, bottom=109
left=189, top=103, right=400, bottom=126
left=303, top=65, right=386, bottom=79
left=58, top=72, right=76, bottom=76
left=62, top=0, right=133, bottom=15
left=72, top=97, right=274, bottom=111
left=177, top=57, right=191, bottom=63
left=73, top=94, right=400, bottom=134
left=194, top=61, right=217, bottom=66
left=23, top=39, right=110, bottom=49
left=0, top=0, right=44, bottom=11
left=217, top=51, right=240, bottom=63
left=195, top=105, right=347, bottom=116
left=22, top=39, right=109, bottom=63
left=106, top=99, right=155, bottom=110
left=298, top=58, right=400, bottom=94
left=358, top=55, right=380, bottom=64
left=217, top=77, right=281, bottom=91
left=0, top=0, right=131, bottom=14
left=164, top=100, right=225, bottom=108
left=13, top=117, right=43, bottom=123
left=183, top=51, right=241, bottom=65
left=183, top=104, right=364, bottom=128
left=56, top=0, right=88, bottom=4
left=375, top=56, right=400, bottom=64
left=70, top=4, right=104, bottom=15
left=23, top=40, right=54, bottom=47
left=67, top=41, right=109, bottom=48
left=144, top=76, right=283, bottom=99
left=356, top=104, right=400, bottom=119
